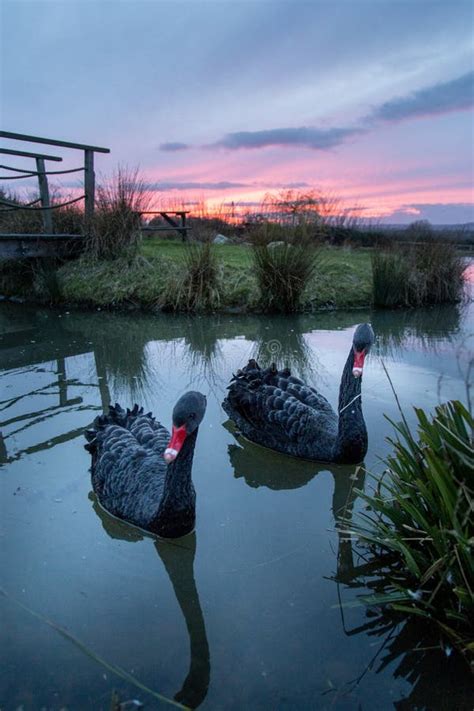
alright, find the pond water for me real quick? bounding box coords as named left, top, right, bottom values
left=1, top=299, right=473, bottom=710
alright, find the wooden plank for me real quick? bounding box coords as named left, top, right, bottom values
left=0, top=147, right=62, bottom=162
left=1, top=130, right=110, bottom=154
left=138, top=210, right=190, bottom=215
left=36, top=157, right=53, bottom=233
left=0, top=238, right=84, bottom=243
left=141, top=226, right=191, bottom=231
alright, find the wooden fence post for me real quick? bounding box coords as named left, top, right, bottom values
left=84, top=149, right=95, bottom=226
left=35, top=157, right=53, bottom=233
left=180, top=212, right=187, bottom=241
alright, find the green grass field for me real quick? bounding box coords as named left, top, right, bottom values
left=1, top=239, right=374, bottom=311
left=143, top=239, right=372, bottom=309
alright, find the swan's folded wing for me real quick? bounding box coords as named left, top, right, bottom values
left=283, top=380, right=336, bottom=419
left=91, top=404, right=170, bottom=456
left=92, top=425, right=165, bottom=526
left=128, top=414, right=170, bottom=456
left=227, top=380, right=336, bottom=445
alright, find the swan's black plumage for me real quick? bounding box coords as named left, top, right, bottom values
left=85, top=392, right=206, bottom=538
left=223, top=324, right=374, bottom=464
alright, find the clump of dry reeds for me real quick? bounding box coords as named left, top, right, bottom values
left=160, top=241, right=222, bottom=312
left=250, top=223, right=319, bottom=312
left=372, top=240, right=465, bottom=307
left=87, top=167, right=151, bottom=260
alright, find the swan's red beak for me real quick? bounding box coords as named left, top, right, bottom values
left=353, top=349, right=366, bottom=378
left=164, top=425, right=187, bottom=463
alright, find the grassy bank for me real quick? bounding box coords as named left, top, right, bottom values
left=0, top=240, right=373, bottom=311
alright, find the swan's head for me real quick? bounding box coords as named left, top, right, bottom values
left=352, top=323, right=375, bottom=378
left=164, top=391, right=207, bottom=463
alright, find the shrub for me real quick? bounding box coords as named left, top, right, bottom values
left=251, top=225, right=319, bottom=312
left=52, top=201, right=84, bottom=235
left=0, top=188, right=85, bottom=236
left=0, top=189, right=43, bottom=234
left=372, top=241, right=465, bottom=307
left=345, top=400, right=473, bottom=664
left=0, top=256, right=64, bottom=303
left=160, top=241, right=221, bottom=312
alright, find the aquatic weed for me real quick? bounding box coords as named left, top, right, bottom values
left=344, top=400, right=474, bottom=664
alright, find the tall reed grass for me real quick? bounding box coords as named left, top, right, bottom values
left=160, top=241, right=222, bottom=312
left=372, top=241, right=465, bottom=307
left=345, top=399, right=473, bottom=664
left=251, top=224, right=319, bottom=312
left=88, top=167, right=151, bottom=260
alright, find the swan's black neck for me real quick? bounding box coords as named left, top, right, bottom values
left=334, top=348, right=368, bottom=463
left=152, top=429, right=198, bottom=538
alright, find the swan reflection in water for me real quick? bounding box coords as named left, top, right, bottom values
left=226, top=422, right=365, bottom=583
left=90, top=495, right=210, bottom=709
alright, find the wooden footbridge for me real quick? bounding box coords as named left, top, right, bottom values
left=0, top=130, right=190, bottom=260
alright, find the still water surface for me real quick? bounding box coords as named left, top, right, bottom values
left=1, top=301, right=473, bottom=710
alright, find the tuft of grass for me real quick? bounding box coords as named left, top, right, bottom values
left=372, top=241, right=465, bottom=307
left=160, top=241, right=222, bottom=312
left=345, top=400, right=473, bottom=664
left=251, top=225, right=319, bottom=312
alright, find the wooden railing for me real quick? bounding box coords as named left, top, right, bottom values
left=0, top=130, right=110, bottom=226
left=0, top=131, right=193, bottom=258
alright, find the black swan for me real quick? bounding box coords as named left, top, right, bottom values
left=85, top=391, right=207, bottom=538
left=222, top=323, right=375, bottom=464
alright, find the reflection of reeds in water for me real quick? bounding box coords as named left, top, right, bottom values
left=328, top=589, right=473, bottom=709
left=250, top=322, right=323, bottom=385
left=85, top=319, right=160, bottom=406
left=181, top=317, right=225, bottom=395
left=371, top=303, right=463, bottom=358
left=98, top=340, right=157, bottom=403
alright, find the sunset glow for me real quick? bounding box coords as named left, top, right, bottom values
left=1, top=1, right=473, bottom=225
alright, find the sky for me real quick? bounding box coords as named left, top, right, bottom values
left=1, top=0, right=473, bottom=224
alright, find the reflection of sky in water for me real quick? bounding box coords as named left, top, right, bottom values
left=1, top=302, right=473, bottom=710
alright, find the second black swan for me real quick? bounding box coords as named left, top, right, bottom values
left=223, top=323, right=375, bottom=464
left=85, top=391, right=207, bottom=538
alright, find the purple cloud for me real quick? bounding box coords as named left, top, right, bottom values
left=159, top=142, right=190, bottom=152
left=211, top=126, right=362, bottom=150
left=370, top=71, right=474, bottom=122
left=145, top=180, right=313, bottom=191
left=145, top=180, right=249, bottom=190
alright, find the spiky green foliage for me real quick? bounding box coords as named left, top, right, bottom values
left=160, top=241, right=222, bottom=312
left=346, top=400, right=473, bottom=663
